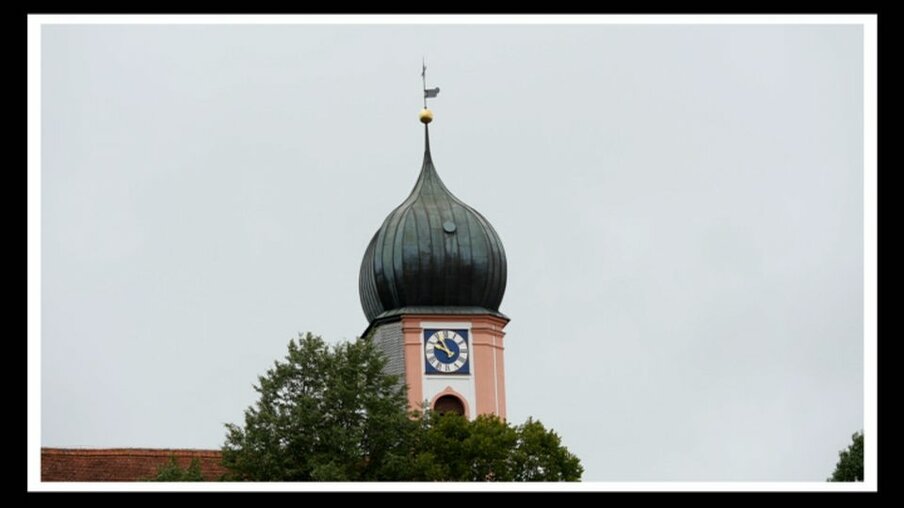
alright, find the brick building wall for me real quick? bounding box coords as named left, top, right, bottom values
left=41, top=448, right=227, bottom=482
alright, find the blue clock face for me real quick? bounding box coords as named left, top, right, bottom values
left=424, top=329, right=470, bottom=374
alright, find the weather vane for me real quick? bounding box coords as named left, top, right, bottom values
left=420, top=58, right=440, bottom=124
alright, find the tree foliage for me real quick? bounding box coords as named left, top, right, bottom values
left=401, top=412, right=583, bottom=481
left=222, top=332, right=582, bottom=481
left=829, top=431, right=863, bottom=482
left=152, top=456, right=204, bottom=481
left=222, top=332, right=411, bottom=481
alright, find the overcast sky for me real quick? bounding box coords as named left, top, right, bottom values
left=40, top=22, right=864, bottom=481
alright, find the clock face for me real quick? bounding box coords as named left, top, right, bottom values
left=424, top=329, right=470, bottom=374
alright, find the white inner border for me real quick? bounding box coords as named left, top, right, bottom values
left=28, top=14, right=878, bottom=492
left=419, top=321, right=474, bottom=330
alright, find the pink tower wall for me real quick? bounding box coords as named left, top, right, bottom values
left=399, top=313, right=509, bottom=419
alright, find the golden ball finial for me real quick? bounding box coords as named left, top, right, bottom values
left=419, top=108, right=434, bottom=124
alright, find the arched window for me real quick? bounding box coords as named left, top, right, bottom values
left=433, top=395, right=465, bottom=416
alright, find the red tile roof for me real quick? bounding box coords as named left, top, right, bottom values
left=41, top=448, right=228, bottom=482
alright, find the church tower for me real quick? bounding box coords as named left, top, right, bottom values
left=358, top=76, right=509, bottom=419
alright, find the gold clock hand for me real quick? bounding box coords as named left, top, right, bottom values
left=435, top=339, right=453, bottom=356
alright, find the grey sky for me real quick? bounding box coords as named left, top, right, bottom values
left=41, top=23, right=864, bottom=481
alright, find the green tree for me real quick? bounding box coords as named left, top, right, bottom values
left=222, top=332, right=412, bottom=481
left=222, top=332, right=583, bottom=481
left=151, top=456, right=204, bottom=481
left=403, top=412, right=583, bottom=481
left=829, top=431, right=864, bottom=482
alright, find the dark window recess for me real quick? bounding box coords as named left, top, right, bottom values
left=433, top=395, right=465, bottom=416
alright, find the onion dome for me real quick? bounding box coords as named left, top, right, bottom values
left=359, top=124, right=507, bottom=324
